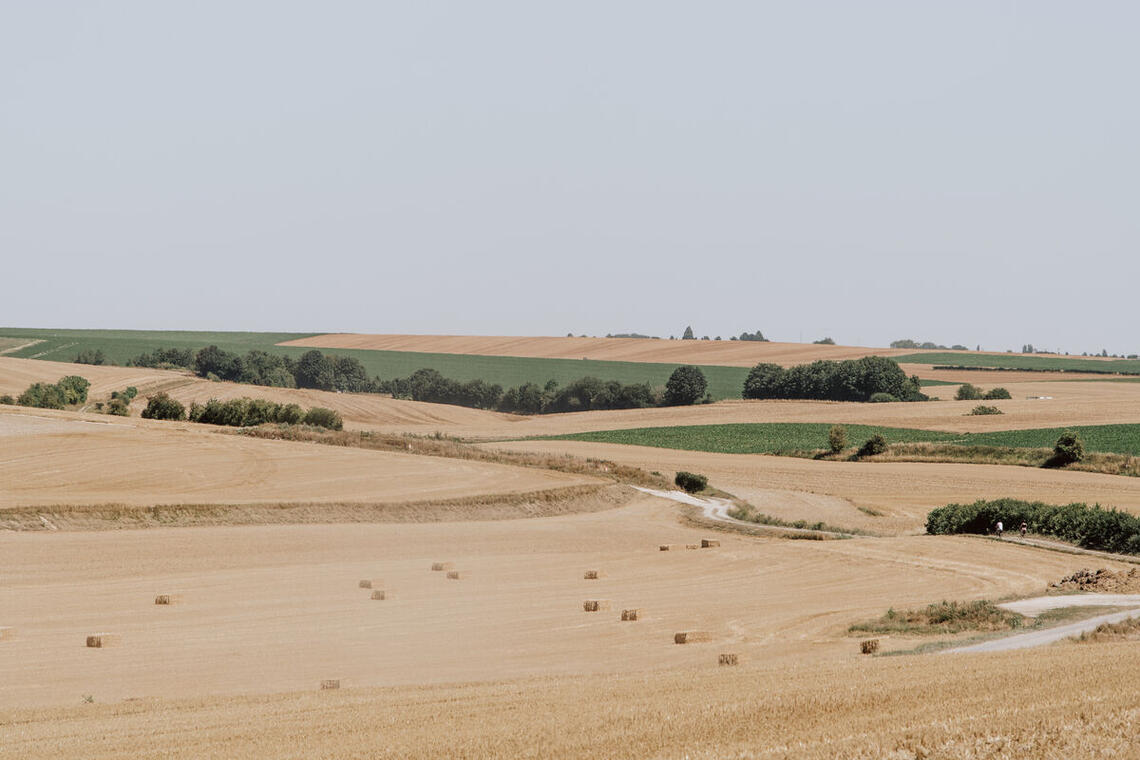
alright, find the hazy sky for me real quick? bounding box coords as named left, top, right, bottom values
left=2, top=2, right=1137, bottom=352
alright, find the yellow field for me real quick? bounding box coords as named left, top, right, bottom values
left=6, top=352, right=1140, bottom=757
left=0, top=407, right=594, bottom=511
left=279, top=332, right=924, bottom=366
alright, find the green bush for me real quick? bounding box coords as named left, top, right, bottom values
left=868, top=392, right=897, bottom=403
left=926, top=497, right=1140, bottom=555
left=17, top=382, right=67, bottom=409
left=303, top=406, right=343, bottom=431
left=1047, top=430, right=1085, bottom=467
left=106, top=398, right=130, bottom=416
left=663, top=366, right=708, bottom=406
left=277, top=403, right=304, bottom=425
left=983, top=387, right=1012, bottom=400
left=674, top=471, right=708, bottom=493
left=141, top=393, right=186, bottom=421
left=828, top=424, right=847, bottom=453
left=56, top=375, right=91, bottom=405
left=0, top=394, right=14, bottom=405
left=857, top=434, right=888, bottom=457
left=969, top=405, right=1003, bottom=416
left=955, top=383, right=983, bottom=401
left=74, top=349, right=106, bottom=365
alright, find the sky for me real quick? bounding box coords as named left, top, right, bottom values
left=2, top=2, right=1137, bottom=353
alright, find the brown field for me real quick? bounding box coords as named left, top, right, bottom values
left=0, top=407, right=594, bottom=511
left=280, top=332, right=924, bottom=366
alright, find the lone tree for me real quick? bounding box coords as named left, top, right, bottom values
left=681, top=325, right=695, bottom=340
left=828, top=424, right=847, bottom=454
left=663, top=365, right=707, bottom=406
left=1048, top=430, right=1084, bottom=467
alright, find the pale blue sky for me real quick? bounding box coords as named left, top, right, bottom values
left=2, top=2, right=1137, bottom=353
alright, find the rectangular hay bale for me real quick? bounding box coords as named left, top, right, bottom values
left=86, top=633, right=121, bottom=648
left=0, top=627, right=13, bottom=642
left=446, top=570, right=466, bottom=580
left=860, top=639, right=880, bottom=655
left=358, top=579, right=383, bottom=589
left=431, top=562, right=455, bottom=571
left=674, top=631, right=713, bottom=644
left=583, top=600, right=612, bottom=612
left=659, top=544, right=675, bottom=551
left=583, top=570, right=605, bottom=580
left=718, top=653, right=739, bottom=666
left=685, top=544, right=700, bottom=550
left=320, top=679, right=340, bottom=690
left=153, top=594, right=183, bottom=605
left=701, top=539, right=721, bottom=548
left=370, top=590, right=388, bottom=600
left=621, top=608, right=642, bottom=621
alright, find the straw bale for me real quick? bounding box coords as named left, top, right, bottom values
left=674, top=631, right=713, bottom=644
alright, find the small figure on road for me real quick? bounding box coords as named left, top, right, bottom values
left=996, top=520, right=1004, bottom=538
left=1020, top=521, right=1028, bottom=538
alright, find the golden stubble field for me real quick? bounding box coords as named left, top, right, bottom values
left=0, top=407, right=595, bottom=512
left=0, top=494, right=1132, bottom=758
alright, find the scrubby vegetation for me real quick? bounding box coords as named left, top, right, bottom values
left=968, top=405, right=1003, bottom=416
left=674, top=471, right=708, bottom=493
left=890, top=339, right=969, bottom=350
left=0, top=394, right=13, bottom=405
left=106, top=386, right=137, bottom=416
left=1047, top=430, right=1085, bottom=467
left=73, top=348, right=106, bottom=365
left=849, top=600, right=1023, bottom=635
left=926, top=497, right=1140, bottom=555
left=955, top=384, right=1011, bottom=401
left=141, top=393, right=186, bottom=421
left=187, top=398, right=342, bottom=430
left=14, top=375, right=90, bottom=409
left=742, top=357, right=927, bottom=403
left=857, top=434, right=888, bottom=457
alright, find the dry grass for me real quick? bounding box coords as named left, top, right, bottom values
left=235, top=425, right=671, bottom=489
left=849, top=600, right=1023, bottom=636
left=1072, top=616, right=1140, bottom=643
left=874, top=442, right=1140, bottom=478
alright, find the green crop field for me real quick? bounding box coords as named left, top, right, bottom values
left=0, top=328, right=751, bottom=400
left=543, top=423, right=1140, bottom=456
left=895, top=352, right=1140, bottom=375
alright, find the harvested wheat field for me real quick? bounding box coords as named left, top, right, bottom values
left=0, top=407, right=596, bottom=517
left=1, top=491, right=1133, bottom=758
left=0, top=494, right=1106, bottom=709
left=0, top=356, right=187, bottom=402
left=279, top=333, right=924, bottom=366
left=488, top=440, right=1140, bottom=534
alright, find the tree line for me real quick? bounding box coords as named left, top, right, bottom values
left=141, top=392, right=342, bottom=430
left=742, top=356, right=928, bottom=403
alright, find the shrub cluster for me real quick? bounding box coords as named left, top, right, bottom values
left=188, top=398, right=342, bottom=430
left=74, top=349, right=106, bottom=365
left=955, top=384, right=1011, bottom=401
left=926, top=497, right=1140, bottom=555
left=194, top=347, right=378, bottom=392
left=15, top=375, right=90, bottom=409
left=890, top=339, right=969, bottom=350
left=141, top=392, right=186, bottom=420
left=734, top=330, right=769, bottom=342
left=857, top=434, right=888, bottom=457
left=106, top=386, right=138, bottom=416
left=1048, top=430, right=1085, bottom=467
left=128, top=347, right=196, bottom=369
left=968, top=404, right=1003, bottom=416
left=674, top=471, right=708, bottom=493
left=742, top=356, right=926, bottom=403
left=0, top=394, right=13, bottom=405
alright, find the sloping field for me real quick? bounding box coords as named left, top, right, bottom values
left=6, top=641, right=1140, bottom=759
left=0, top=357, right=187, bottom=402
left=487, top=440, right=1140, bottom=534
left=0, top=357, right=510, bottom=431
left=0, top=495, right=1102, bottom=711
left=0, top=327, right=315, bottom=364
left=281, top=332, right=922, bottom=366
left=0, top=408, right=594, bottom=511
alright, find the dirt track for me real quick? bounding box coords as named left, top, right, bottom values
left=488, top=440, right=1140, bottom=534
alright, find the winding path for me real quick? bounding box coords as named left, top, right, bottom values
left=943, top=594, right=1140, bottom=653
